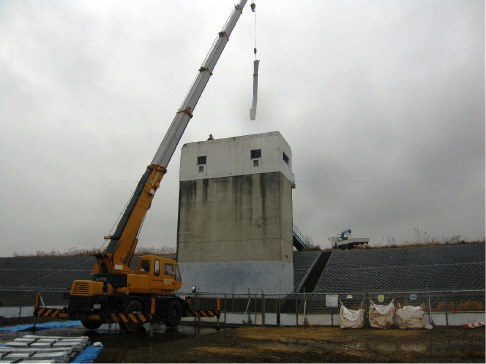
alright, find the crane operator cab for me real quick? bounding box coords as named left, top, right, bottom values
left=70, top=256, right=182, bottom=299
left=134, top=255, right=182, bottom=293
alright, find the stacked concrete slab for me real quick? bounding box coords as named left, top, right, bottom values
left=176, top=132, right=295, bottom=294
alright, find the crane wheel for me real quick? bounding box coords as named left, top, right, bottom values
left=119, top=300, right=144, bottom=333
left=81, top=320, right=102, bottom=330
left=165, top=300, right=182, bottom=328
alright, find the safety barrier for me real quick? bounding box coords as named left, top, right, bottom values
left=183, top=289, right=485, bottom=328
left=1, top=288, right=483, bottom=327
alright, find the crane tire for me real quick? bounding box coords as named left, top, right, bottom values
left=165, top=300, right=182, bottom=328
left=81, top=320, right=102, bottom=330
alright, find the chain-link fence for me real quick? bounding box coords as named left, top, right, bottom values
left=186, top=289, right=485, bottom=327
left=1, top=288, right=484, bottom=327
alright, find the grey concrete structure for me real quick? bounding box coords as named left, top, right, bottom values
left=176, top=132, right=294, bottom=294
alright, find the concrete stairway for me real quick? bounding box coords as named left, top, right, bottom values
left=280, top=251, right=332, bottom=313
left=299, top=251, right=332, bottom=293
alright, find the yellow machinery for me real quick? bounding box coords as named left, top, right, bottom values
left=34, top=0, right=248, bottom=333
left=68, top=255, right=184, bottom=331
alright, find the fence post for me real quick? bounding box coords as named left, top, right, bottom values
left=364, top=293, right=369, bottom=328
left=247, top=288, right=251, bottom=324
left=254, top=293, right=257, bottom=325
left=444, top=294, right=449, bottom=327
left=261, top=291, right=265, bottom=326
left=295, top=296, right=299, bottom=327
left=277, top=297, right=280, bottom=326
left=303, top=289, right=307, bottom=327
left=194, top=289, right=198, bottom=327
left=224, top=293, right=227, bottom=327
left=427, top=291, right=433, bottom=325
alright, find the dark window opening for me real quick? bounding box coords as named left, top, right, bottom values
left=253, top=159, right=259, bottom=167
left=250, top=149, right=261, bottom=159
left=197, top=156, right=206, bottom=165
left=141, top=260, right=150, bottom=273
left=283, top=152, right=290, bottom=165
left=154, top=260, right=160, bottom=276
left=165, top=263, right=174, bottom=276
left=199, top=165, right=204, bottom=173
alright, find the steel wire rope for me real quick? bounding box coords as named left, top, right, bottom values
left=100, top=188, right=136, bottom=251
left=251, top=1, right=257, bottom=58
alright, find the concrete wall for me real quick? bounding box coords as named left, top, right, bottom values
left=177, top=132, right=294, bottom=295
left=178, top=261, right=294, bottom=294
left=177, top=173, right=294, bottom=294
left=177, top=173, right=293, bottom=263
left=179, top=131, right=293, bottom=184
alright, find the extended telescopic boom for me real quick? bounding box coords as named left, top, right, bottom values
left=98, top=0, right=248, bottom=274
left=153, top=0, right=248, bottom=167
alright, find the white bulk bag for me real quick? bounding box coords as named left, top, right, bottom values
left=339, top=303, right=364, bottom=329
left=396, top=305, right=425, bottom=329
left=369, top=299, right=395, bottom=328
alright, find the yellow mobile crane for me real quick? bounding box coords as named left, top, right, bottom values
left=34, top=0, right=249, bottom=333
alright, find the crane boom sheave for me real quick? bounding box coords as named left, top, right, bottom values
left=152, top=0, right=247, bottom=167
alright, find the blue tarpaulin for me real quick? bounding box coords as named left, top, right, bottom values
left=71, top=344, right=103, bottom=363
left=0, top=320, right=82, bottom=332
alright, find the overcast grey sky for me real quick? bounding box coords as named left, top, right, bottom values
left=1, top=0, right=484, bottom=256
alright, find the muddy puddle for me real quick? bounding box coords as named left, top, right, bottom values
left=1, top=323, right=484, bottom=362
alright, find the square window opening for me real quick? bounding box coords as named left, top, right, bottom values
left=283, top=152, right=290, bottom=165
left=250, top=149, right=261, bottom=159
left=197, top=156, right=206, bottom=165
left=253, top=159, right=259, bottom=167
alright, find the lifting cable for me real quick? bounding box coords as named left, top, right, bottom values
left=249, top=1, right=259, bottom=120
left=251, top=1, right=257, bottom=58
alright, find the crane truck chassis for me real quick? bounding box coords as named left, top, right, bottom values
left=34, top=0, right=248, bottom=333
left=34, top=285, right=221, bottom=333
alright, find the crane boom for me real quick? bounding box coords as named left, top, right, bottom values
left=39, top=1, right=252, bottom=334
left=152, top=0, right=247, bottom=167
left=98, top=0, right=248, bottom=274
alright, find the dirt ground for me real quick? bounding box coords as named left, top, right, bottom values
left=1, top=318, right=484, bottom=362
left=94, top=325, right=485, bottom=363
